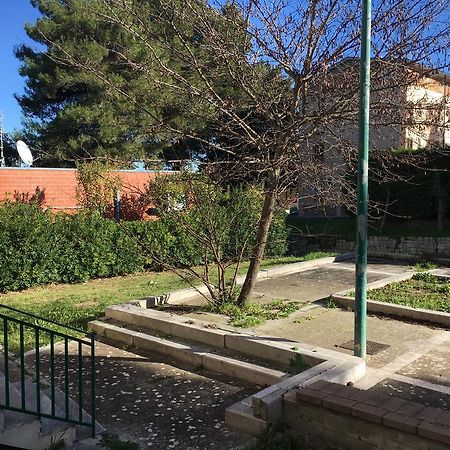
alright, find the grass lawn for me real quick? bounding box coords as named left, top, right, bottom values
left=0, top=252, right=333, bottom=351
left=366, top=273, right=450, bottom=312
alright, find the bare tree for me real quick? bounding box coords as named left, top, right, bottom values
left=143, top=172, right=281, bottom=305
left=31, top=0, right=449, bottom=304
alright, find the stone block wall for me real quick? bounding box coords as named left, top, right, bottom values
left=290, top=234, right=450, bottom=259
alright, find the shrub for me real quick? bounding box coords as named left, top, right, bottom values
left=0, top=191, right=290, bottom=293
left=76, top=161, right=121, bottom=215
left=0, top=201, right=61, bottom=291
left=0, top=202, right=145, bottom=292
left=146, top=174, right=289, bottom=304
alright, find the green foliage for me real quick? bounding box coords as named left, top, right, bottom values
left=369, top=148, right=450, bottom=225
left=76, top=161, right=121, bottom=214
left=212, top=300, right=301, bottom=328
left=324, top=298, right=338, bottom=309
left=0, top=252, right=327, bottom=352
left=286, top=216, right=355, bottom=239
left=414, top=261, right=438, bottom=272
left=145, top=174, right=288, bottom=304
left=248, top=424, right=325, bottom=450
left=16, top=0, right=248, bottom=163
left=47, top=435, right=66, bottom=450
left=261, top=253, right=335, bottom=267
left=100, top=433, right=139, bottom=450
left=0, top=196, right=290, bottom=295
left=367, top=274, right=450, bottom=313
left=266, top=211, right=289, bottom=258
left=0, top=201, right=145, bottom=293
left=289, top=353, right=310, bottom=372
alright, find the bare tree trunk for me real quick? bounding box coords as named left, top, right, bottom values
left=237, top=171, right=278, bottom=306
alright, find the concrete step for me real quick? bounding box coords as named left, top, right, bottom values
left=0, top=377, right=38, bottom=430
left=90, top=319, right=290, bottom=386
left=225, top=399, right=266, bottom=437
left=105, top=304, right=229, bottom=348
left=12, top=379, right=53, bottom=415
left=0, top=359, right=105, bottom=449
left=13, top=379, right=77, bottom=443
left=102, top=304, right=349, bottom=370
left=42, top=387, right=105, bottom=441
left=0, top=377, right=69, bottom=450
left=71, top=437, right=108, bottom=450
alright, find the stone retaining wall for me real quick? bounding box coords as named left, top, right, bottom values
left=290, top=234, right=450, bottom=259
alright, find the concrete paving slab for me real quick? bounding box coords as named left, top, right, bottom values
left=174, top=258, right=411, bottom=306
left=398, top=345, right=450, bottom=388
left=25, top=340, right=257, bottom=450
left=251, top=308, right=441, bottom=370
left=154, top=257, right=450, bottom=418
left=369, top=378, right=450, bottom=410
left=250, top=265, right=386, bottom=302
left=332, top=258, right=413, bottom=275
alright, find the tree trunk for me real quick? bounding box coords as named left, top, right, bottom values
left=237, top=171, right=278, bottom=306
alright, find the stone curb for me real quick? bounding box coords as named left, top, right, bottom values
left=331, top=293, right=450, bottom=328
left=227, top=356, right=366, bottom=435
left=166, top=253, right=354, bottom=304
left=103, top=304, right=357, bottom=367
left=89, top=320, right=287, bottom=386
left=331, top=268, right=450, bottom=327
left=91, top=305, right=365, bottom=436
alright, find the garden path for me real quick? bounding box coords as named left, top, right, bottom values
left=25, top=340, right=257, bottom=449
left=181, top=258, right=450, bottom=413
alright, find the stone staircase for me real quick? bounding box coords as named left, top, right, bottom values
left=90, top=303, right=366, bottom=438
left=89, top=304, right=310, bottom=387
left=0, top=361, right=104, bottom=449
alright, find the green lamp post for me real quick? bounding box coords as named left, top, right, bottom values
left=354, top=0, right=372, bottom=359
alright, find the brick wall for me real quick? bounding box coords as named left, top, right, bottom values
left=0, top=167, right=168, bottom=213
left=285, top=380, right=450, bottom=449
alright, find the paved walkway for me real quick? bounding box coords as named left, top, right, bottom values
left=26, top=341, right=257, bottom=449
left=183, top=258, right=450, bottom=412
left=25, top=257, right=448, bottom=448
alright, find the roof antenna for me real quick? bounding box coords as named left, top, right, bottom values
left=16, top=140, right=33, bottom=167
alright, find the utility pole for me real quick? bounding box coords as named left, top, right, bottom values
left=354, top=0, right=372, bottom=359
left=0, top=112, right=5, bottom=167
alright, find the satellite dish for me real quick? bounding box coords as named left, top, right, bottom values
left=16, top=140, right=33, bottom=166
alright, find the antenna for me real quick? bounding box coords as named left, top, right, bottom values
left=0, top=112, right=4, bottom=167
left=16, top=140, right=34, bottom=166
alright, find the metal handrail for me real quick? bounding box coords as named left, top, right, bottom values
left=0, top=304, right=96, bottom=438
left=0, top=304, right=94, bottom=336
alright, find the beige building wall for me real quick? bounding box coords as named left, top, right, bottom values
left=297, top=66, right=450, bottom=217
left=404, top=76, right=450, bottom=149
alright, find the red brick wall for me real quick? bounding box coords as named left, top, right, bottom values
left=0, top=167, right=166, bottom=213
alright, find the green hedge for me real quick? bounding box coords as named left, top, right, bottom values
left=0, top=202, right=146, bottom=292
left=0, top=201, right=288, bottom=293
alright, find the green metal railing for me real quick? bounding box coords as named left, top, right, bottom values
left=0, top=304, right=96, bottom=438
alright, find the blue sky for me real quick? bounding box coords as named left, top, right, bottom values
left=1, top=1, right=42, bottom=133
